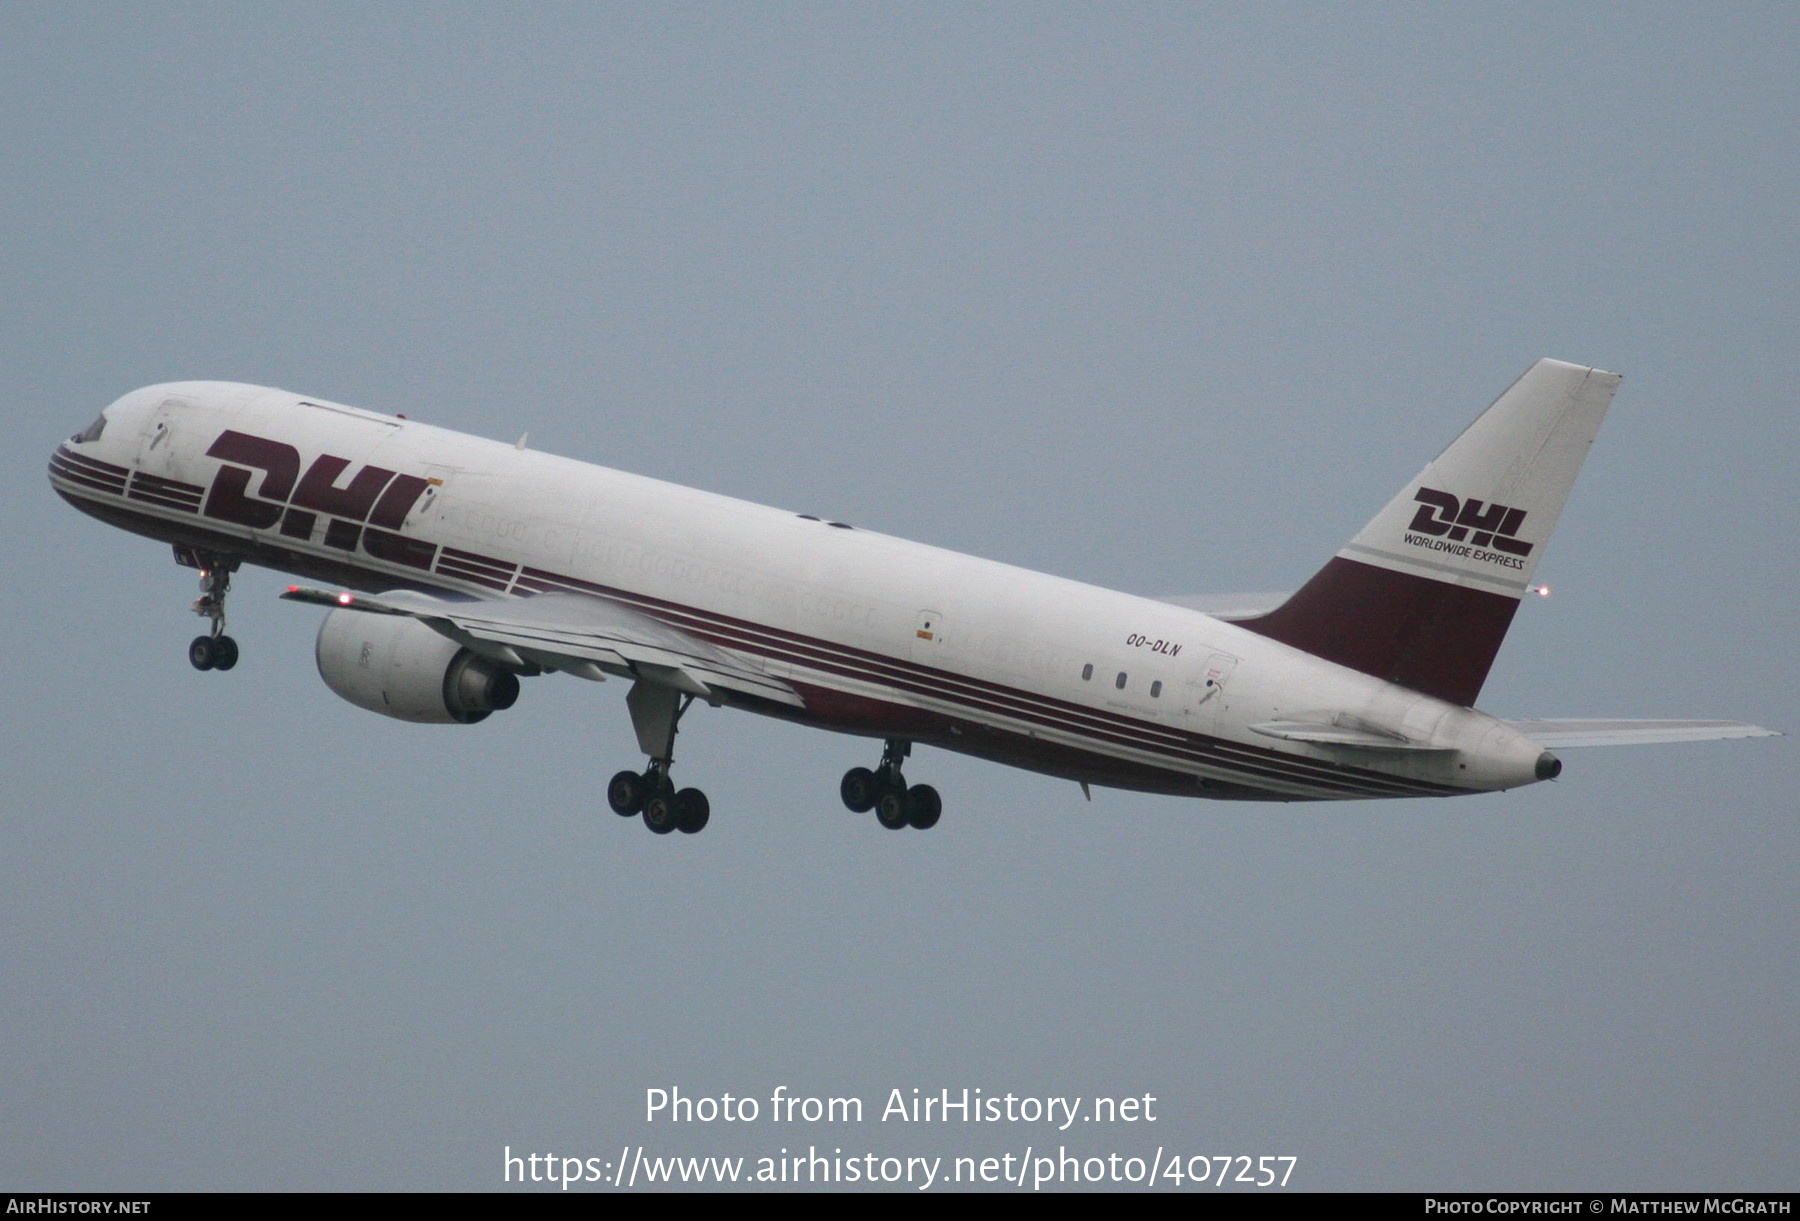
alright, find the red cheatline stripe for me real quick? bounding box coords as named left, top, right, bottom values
left=508, top=567, right=1454, bottom=795
left=50, top=465, right=128, bottom=496
left=434, top=566, right=510, bottom=591
left=509, top=568, right=1447, bottom=796
left=437, top=554, right=518, bottom=589
left=130, top=473, right=204, bottom=500
left=74, top=496, right=1469, bottom=798
left=126, top=486, right=201, bottom=513
left=51, top=452, right=127, bottom=483
left=52, top=446, right=131, bottom=479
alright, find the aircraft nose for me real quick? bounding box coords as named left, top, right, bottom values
left=48, top=421, right=132, bottom=507
left=48, top=394, right=146, bottom=508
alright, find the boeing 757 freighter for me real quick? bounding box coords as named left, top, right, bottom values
left=50, top=360, right=1774, bottom=834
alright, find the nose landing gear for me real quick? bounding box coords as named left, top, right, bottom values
left=176, top=546, right=241, bottom=671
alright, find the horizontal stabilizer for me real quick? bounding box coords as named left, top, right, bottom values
left=1504, top=719, right=1780, bottom=747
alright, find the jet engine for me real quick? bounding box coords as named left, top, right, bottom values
left=315, top=607, right=521, bottom=724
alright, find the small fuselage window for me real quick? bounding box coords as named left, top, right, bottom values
left=1115, top=671, right=1127, bottom=690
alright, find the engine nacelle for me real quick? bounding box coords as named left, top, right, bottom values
left=316, top=607, right=521, bottom=724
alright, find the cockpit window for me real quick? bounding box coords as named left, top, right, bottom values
left=73, top=414, right=107, bottom=443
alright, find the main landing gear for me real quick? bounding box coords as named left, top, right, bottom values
left=176, top=546, right=241, bottom=672
left=598, top=688, right=948, bottom=837
left=607, top=761, right=710, bottom=835
left=606, top=679, right=711, bottom=835
left=840, top=738, right=941, bottom=830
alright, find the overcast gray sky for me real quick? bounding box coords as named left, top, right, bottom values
left=4, top=3, right=1794, bottom=1192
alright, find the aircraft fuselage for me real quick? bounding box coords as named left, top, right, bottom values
left=52, top=379, right=1556, bottom=806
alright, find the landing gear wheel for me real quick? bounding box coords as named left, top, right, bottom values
left=906, top=784, right=941, bottom=830
left=850, top=740, right=941, bottom=831
left=607, top=770, right=648, bottom=816
left=840, top=766, right=878, bottom=813
left=875, top=785, right=911, bottom=830
left=643, top=790, right=679, bottom=835
left=674, top=788, right=710, bottom=834
left=188, top=636, right=216, bottom=671
left=210, top=635, right=239, bottom=671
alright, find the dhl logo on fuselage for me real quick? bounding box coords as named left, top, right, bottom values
left=202, top=430, right=436, bottom=570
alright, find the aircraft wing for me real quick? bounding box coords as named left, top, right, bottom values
left=1503, top=718, right=1780, bottom=747
left=282, top=586, right=803, bottom=708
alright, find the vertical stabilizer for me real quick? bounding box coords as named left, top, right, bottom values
left=1238, top=359, right=1621, bottom=706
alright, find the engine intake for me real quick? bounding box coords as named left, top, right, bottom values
left=316, top=607, right=520, bottom=724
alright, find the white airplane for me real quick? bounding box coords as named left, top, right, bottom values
left=50, top=359, right=1774, bottom=834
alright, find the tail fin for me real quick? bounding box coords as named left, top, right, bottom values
left=1237, top=358, right=1621, bottom=706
